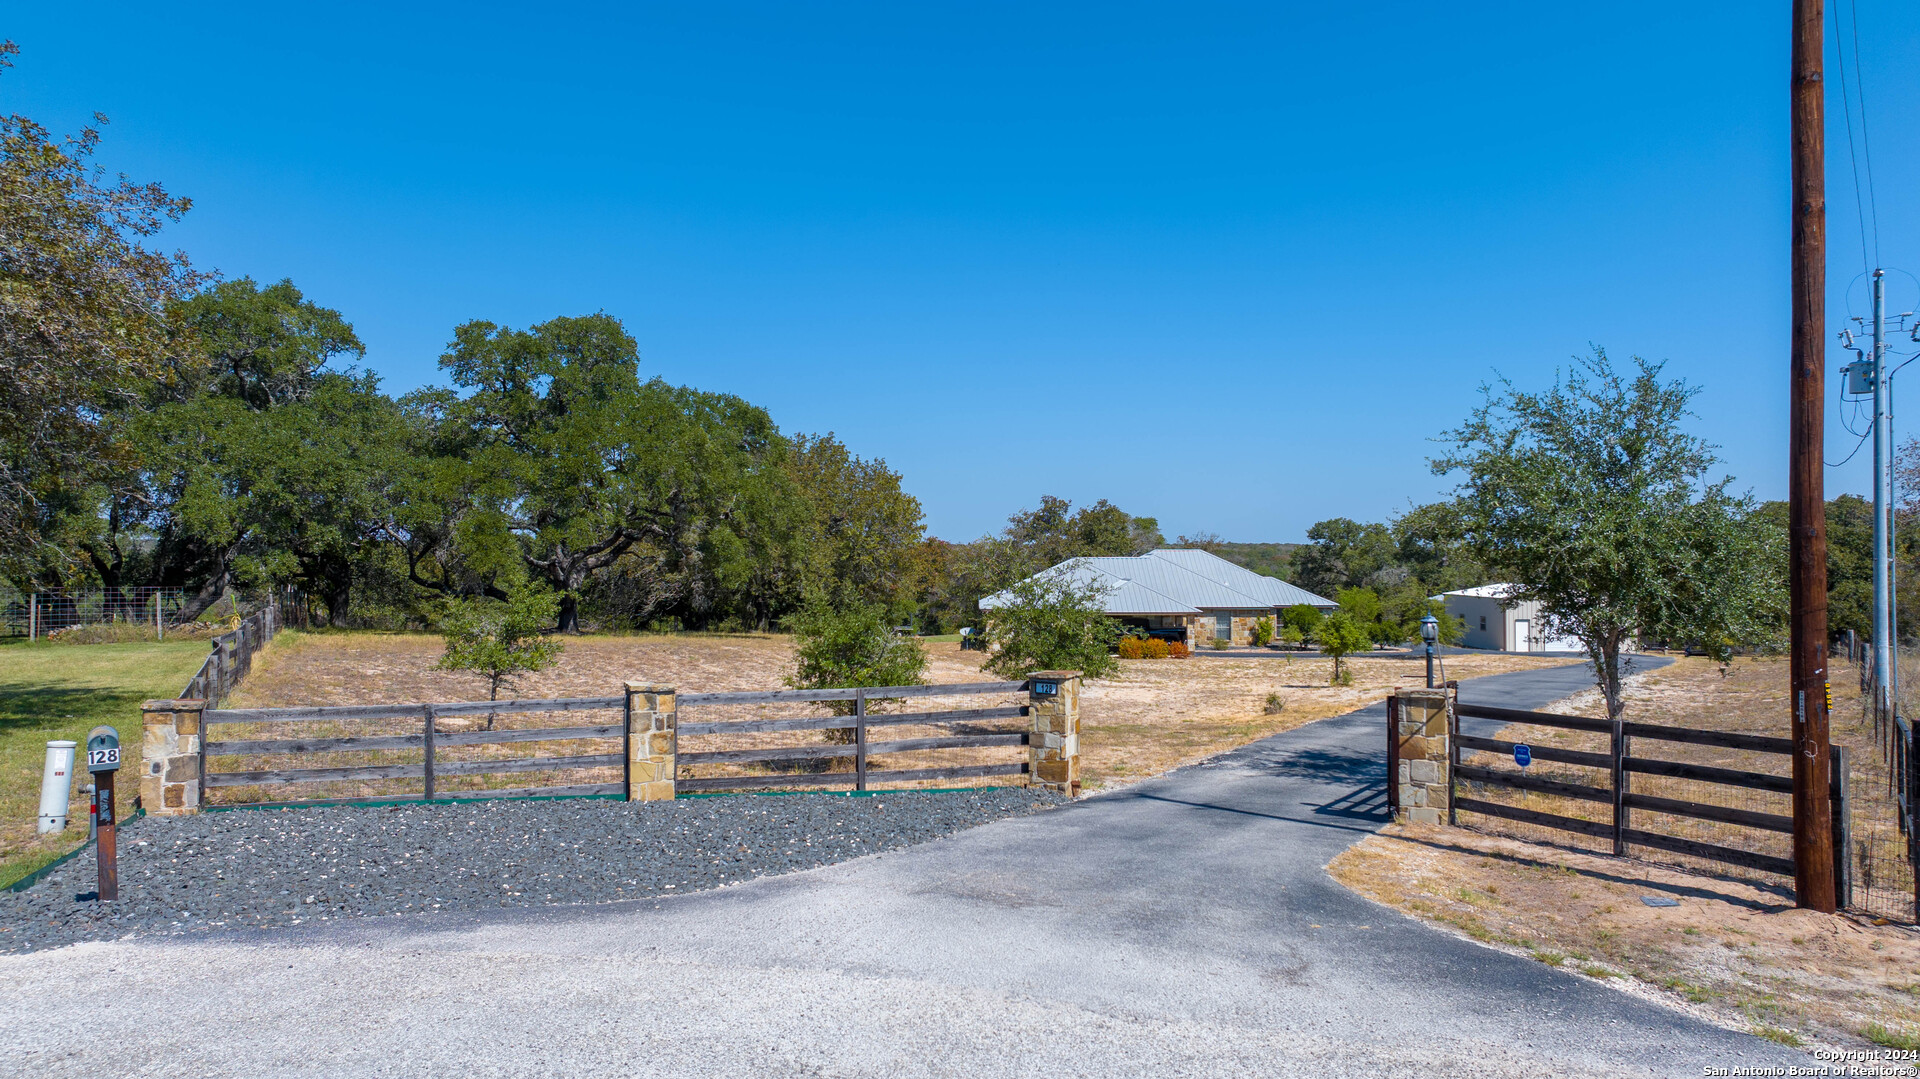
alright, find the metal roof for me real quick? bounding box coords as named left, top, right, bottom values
left=979, top=549, right=1335, bottom=614
left=1142, top=549, right=1336, bottom=609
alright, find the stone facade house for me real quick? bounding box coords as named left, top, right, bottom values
left=980, top=548, right=1335, bottom=648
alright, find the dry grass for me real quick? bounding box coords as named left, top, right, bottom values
left=222, top=632, right=1573, bottom=799
left=1331, top=822, right=1920, bottom=1056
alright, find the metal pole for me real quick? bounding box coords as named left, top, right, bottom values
left=1875, top=269, right=1893, bottom=729
left=1789, top=0, right=1836, bottom=912
left=1425, top=643, right=1435, bottom=689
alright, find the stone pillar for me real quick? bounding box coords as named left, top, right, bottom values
left=626, top=682, right=677, bottom=802
left=141, top=698, right=206, bottom=815
left=1391, top=688, right=1451, bottom=825
left=1026, top=671, right=1082, bottom=796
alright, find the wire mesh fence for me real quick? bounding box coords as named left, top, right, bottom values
left=1, top=587, right=190, bottom=638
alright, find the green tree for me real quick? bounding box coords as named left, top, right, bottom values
left=981, top=571, right=1121, bottom=680
left=139, top=371, right=411, bottom=625
left=1291, top=518, right=1398, bottom=598
left=788, top=433, right=926, bottom=618
left=420, top=314, right=796, bottom=633
left=1316, top=611, right=1373, bottom=684
left=436, top=585, right=565, bottom=708
left=1252, top=616, right=1275, bottom=647
left=786, top=604, right=929, bottom=736
left=0, top=42, right=203, bottom=580
left=1391, top=500, right=1487, bottom=595
left=1433, top=349, right=1787, bottom=720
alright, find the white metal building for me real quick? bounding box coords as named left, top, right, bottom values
left=1436, top=584, right=1585, bottom=653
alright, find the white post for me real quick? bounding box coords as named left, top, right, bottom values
left=37, top=741, right=76, bottom=833
left=28, top=593, right=35, bottom=641
left=154, top=592, right=163, bottom=640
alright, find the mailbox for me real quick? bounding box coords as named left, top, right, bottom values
left=85, top=726, right=120, bottom=773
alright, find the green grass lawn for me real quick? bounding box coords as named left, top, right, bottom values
left=0, top=637, right=212, bottom=887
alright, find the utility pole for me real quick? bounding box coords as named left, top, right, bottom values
left=1789, top=0, right=1837, bottom=913
left=1872, top=269, right=1894, bottom=732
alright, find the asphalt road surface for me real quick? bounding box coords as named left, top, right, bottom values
left=2, top=656, right=1813, bottom=1078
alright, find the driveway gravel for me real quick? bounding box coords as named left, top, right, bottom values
left=0, top=787, right=1061, bottom=953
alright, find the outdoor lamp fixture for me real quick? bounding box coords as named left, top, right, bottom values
left=1419, top=614, right=1440, bottom=688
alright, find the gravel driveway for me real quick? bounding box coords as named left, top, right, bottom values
left=0, top=660, right=1817, bottom=1078
left=0, top=789, right=1060, bottom=953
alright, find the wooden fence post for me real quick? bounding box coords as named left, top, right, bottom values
left=1832, top=745, right=1851, bottom=909
left=626, top=682, right=677, bottom=801
left=854, top=690, right=868, bottom=792
left=1026, top=672, right=1081, bottom=795
left=1611, top=709, right=1628, bottom=856
left=1386, top=694, right=1401, bottom=819
left=141, top=698, right=206, bottom=815
left=423, top=704, right=437, bottom=801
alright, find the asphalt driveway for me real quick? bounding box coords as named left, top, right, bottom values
left=0, top=655, right=1813, bottom=1077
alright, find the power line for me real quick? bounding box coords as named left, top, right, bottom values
left=1850, top=0, right=1881, bottom=267
left=1830, top=1, right=1872, bottom=280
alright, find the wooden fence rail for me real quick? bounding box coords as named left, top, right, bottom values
left=676, top=682, right=1034, bottom=794
left=199, top=695, right=629, bottom=808
left=1443, top=698, right=1850, bottom=894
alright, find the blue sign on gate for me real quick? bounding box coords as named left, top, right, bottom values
left=1513, top=744, right=1533, bottom=768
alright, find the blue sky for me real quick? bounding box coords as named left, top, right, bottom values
left=8, top=3, right=1918, bottom=541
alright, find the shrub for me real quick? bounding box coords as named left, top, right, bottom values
left=982, top=572, right=1121, bottom=679
left=1264, top=692, right=1286, bottom=715
left=1278, top=624, right=1304, bottom=649
left=1209, top=637, right=1229, bottom=650
left=787, top=602, right=929, bottom=707
left=1118, top=637, right=1145, bottom=660
left=437, top=586, right=565, bottom=713
left=1282, top=603, right=1323, bottom=639
left=1252, top=617, right=1275, bottom=647
left=1316, top=611, right=1373, bottom=684
left=1144, top=638, right=1170, bottom=659
left=1167, top=640, right=1190, bottom=658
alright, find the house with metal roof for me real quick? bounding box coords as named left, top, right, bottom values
left=980, top=548, right=1336, bottom=648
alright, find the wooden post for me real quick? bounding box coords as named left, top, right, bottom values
left=854, top=691, right=868, bottom=792
left=1610, top=709, right=1628, bottom=856
left=1831, top=745, right=1852, bottom=909
left=1446, top=687, right=1459, bottom=827
left=1386, top=695, right=1401, bottom=819
left=422, top=704, right=437, bottom=802
left=1789, top=0, right=1837, bottom=913
left=95, top=769, right=118, bottom=901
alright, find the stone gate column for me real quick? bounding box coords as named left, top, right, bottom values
left=141, top=698, right=206, bottom=815
left=1390, top=688, right=1451, bottom=825
left=1027, top=671, right=1081, bottom=796
left=626, top=683, right=677, bottom=802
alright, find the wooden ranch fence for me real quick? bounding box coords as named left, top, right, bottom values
left=1391, top=692, right=1855, bottom=902
left=152, top=674, right=1080, bottom=812
left=674, top=680, right=1033, bottom=793
left=198, top=696, right=627, bottom=808
left=181, top=603, right=281, bottom=705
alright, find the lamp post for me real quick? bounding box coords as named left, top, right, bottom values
left=1420, top=614, right=1440, bottom=689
